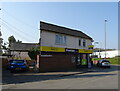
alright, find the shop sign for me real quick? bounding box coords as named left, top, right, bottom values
left=79, top=49, right=92, bottom=53
left=41, top=55, right=53, bottom=57
left=40, top=46, right=65, bottom=52
left=65, top=48, right=78, bottom=53
left=88, top=45, right=94, bottom=49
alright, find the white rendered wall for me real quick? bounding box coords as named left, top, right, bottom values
left=41, top=30, right=92, bottom=49
left=94, top=50, right=119, bottom=58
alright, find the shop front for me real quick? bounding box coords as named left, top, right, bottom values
left=38, top=46, right=92, bottom=72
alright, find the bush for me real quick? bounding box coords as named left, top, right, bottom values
left=28, top=48, right=40, bottom=60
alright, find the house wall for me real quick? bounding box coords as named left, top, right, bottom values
left=11, top=51, right=31, bottom=60
left=41, top=30, right=92, bottom=49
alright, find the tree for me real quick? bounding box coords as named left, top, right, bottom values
left=8, top=35, right=16, bottom=47
left=28, top=47, right=40, bottom=60
left=2, top=36, right=22, bottom=55
left=0, top=31, right=3, bottom=55
left=2, top=42, right=9, bottom=54
left=0, top=38, right=3, bottom=55
left=17, top=40, right=22, bottom=43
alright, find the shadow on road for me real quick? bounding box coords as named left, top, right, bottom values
left=91, top=65, right=120, bottom=72
left=2, top=65, right=119, bottom=85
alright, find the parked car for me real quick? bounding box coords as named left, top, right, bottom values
left=9, top=60, right=29, bottom=73
left=97, top=59, right=111, bottom=68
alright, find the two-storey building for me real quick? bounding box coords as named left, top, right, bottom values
left=39, top=21, right=93, bottom=72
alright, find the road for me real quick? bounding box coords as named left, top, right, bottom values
left=2, top=65, right=119, bottom=89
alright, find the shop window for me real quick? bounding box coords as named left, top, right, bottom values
left=55, top=34, right=67, bottom=45
left=71, top=56, right=75, bottom=63
left=77, top=56, right=81, bottom=65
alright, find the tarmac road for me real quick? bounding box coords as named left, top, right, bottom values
left=2, top=65, right=119, bottom=89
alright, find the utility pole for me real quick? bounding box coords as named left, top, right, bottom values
left=105, top=20, right=107, bottom=59
left=99, top=42, right=102, bottom=58
left=0, top=8, right=2, bottom=55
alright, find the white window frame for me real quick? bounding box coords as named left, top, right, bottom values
left=55, top=34, right=67, bottom=45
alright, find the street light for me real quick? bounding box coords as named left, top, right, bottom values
left=105, top=20, right=107, bottom=59
left=0, top=8, right=1, bottom=36
left=94, top=42, right=99, bottom=57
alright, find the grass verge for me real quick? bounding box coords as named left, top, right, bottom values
left=92, top=57, right=120, bottom=65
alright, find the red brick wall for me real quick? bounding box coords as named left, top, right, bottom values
left=1, top=58, right=8, bottom=68
left=39, top=54, right=76, bottom=72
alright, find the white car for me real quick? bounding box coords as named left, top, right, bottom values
left=97, top=59, right=111, bottom=68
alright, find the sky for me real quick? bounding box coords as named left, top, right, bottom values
left=0, top=2, right=118, bottom=49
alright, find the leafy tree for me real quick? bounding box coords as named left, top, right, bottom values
left=17, top=40, right=22, bottom=43
left=8, top=36, right=22, bottom=47
left=28, top=47, right=40, bottom=60
left=0, top=31, right=3, bottom=55
left=1, top=36, right=22, bottom=55
left=0, top=39, right=3, bottom=55
left=8, top=35, right=16, bottom=47
left=2, top=42, right=8, bottom=53
left=2, top=44, right=7, bottom=50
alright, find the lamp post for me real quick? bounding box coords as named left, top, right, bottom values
left=94, top=42, right=99, bottom=57
left=98, top=42, right=102, bottom=58
left=105, top=20, right=107, bottom=59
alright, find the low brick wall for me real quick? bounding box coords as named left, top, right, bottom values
left=1, top=58, right=8, bottom=68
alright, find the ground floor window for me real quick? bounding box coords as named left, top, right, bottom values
left=81, top=54, right=87, bottom=65
left=71, top=56, right=76, bottom=63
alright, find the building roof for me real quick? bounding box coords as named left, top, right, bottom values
left=40, top=21, right=93, bottom=41
left=10, top=43, right=39, bottom=51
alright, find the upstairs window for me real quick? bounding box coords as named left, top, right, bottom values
left=55, top=34, right=67, bottom=45
left=79, top=39, right=81, bottom=46
left=83, top=39, right=86, bottom=47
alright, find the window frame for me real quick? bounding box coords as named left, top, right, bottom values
left=78, top=39, right=81, bottom=46
left=55, top=34, right=67, bottom=45
left=83, top=39, right=86, bottom=47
